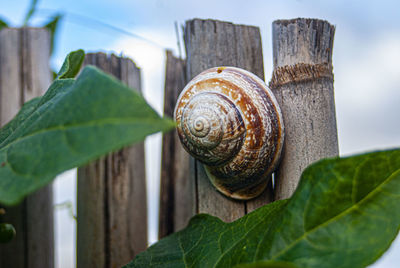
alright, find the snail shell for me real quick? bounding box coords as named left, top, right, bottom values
left=174, top=67, right=284, bottom=200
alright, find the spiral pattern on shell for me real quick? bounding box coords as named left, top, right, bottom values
left=174, top=67, right=284, bottom=200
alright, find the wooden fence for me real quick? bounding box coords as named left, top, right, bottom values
left=77, top=53, right=147, bottom=268
left=159, top=18, right=337, bottom=237
left=0, top=17, right=337, bottom=267
left=158, top=51, right=190, bottom=238
left=0, top=27, right=54, bottom=268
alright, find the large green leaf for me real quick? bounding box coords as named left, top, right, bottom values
left=0, top=51, right=174, bottom=205
left=0, top=50, right=84, bottom=147
left=130, top=199, right=288, bottom=268
left=126, top=149, right=400, bottom=268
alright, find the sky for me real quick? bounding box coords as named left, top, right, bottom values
left=1, top=0, right=400, bottom=267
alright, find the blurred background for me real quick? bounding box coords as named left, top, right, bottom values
left=1, top=0, right=400, bottom=267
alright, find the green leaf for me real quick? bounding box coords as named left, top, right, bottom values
left=126, top=149, right=400, bottom=268
left=23, top=0, right=39, bottom=26
left=128, top=200, right=288, bottom=268
left=235, top=261, right=298, bottom=268
left=0, top=17, right=9, bottom=30
left=56, top=49, right=85, bottom=79
left=51, top=70, right=58, bottom=80
left=0, top=98, right=41, bottom=146
left=0, top=50, right=84, bottom=147
left=0, top=63, right=174, bottom=205
left=43, top=14, right=62, bottom=56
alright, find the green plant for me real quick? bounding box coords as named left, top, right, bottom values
left=0, top=49, right=174, bottom=205
left=125, top=149, right=400, bottom=268
left=0, top=49, right=174, bottom=242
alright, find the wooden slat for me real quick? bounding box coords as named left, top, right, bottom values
left=23, top=28, right=54, bottom=268
left=0, top=27, right=53, bottom=268
left=270, top=18, right=339, bottom=200
left=77, top=159, right=106, bottom=268
left=158, top=51, right=193, bottom=238
left=77, top=53, right=147, bottom=268
left=184, top=19, right=272, bottom=221
left=0, top=28, right=22, bottom=128
left=0, top=27, right=25, bottom=268
left=120, top=55, right=148, bottom=257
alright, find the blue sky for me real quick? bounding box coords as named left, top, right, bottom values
left=2, top=0, right=400, bottom=267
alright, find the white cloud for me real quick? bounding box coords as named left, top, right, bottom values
left=335, top=32, right=400, bottom=107
left=334, top=31, right=400, bottom=155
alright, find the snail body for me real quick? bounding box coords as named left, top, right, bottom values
left=174, top=67, right=284, bottom=200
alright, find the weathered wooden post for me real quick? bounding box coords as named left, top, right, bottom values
left=158, top=51, right=194, bottom=238
left=182, top=19, right=273, bottom=222
left=77, top=53, right=147, bottom=268
left=0, top=27, right=53, bottom=268
left=269, top=18, right=338, bottom=200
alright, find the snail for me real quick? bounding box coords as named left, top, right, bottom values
left=174, top=67, right=284, bottom=200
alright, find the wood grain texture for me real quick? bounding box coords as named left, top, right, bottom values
left=158, top=51, right=194, bottom=239
left=184, top=19, right=272, bottom=221
left=0, top=27, right=53, bottom=268
left=270, top=18, right=339, bottom=200
left=77, top=53, right=147, bottom=268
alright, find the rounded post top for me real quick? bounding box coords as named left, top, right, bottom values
left=272, top=18, right=335, bottom=68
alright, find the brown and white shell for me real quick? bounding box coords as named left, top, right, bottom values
left=174, top=67, right=284, bottom=200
